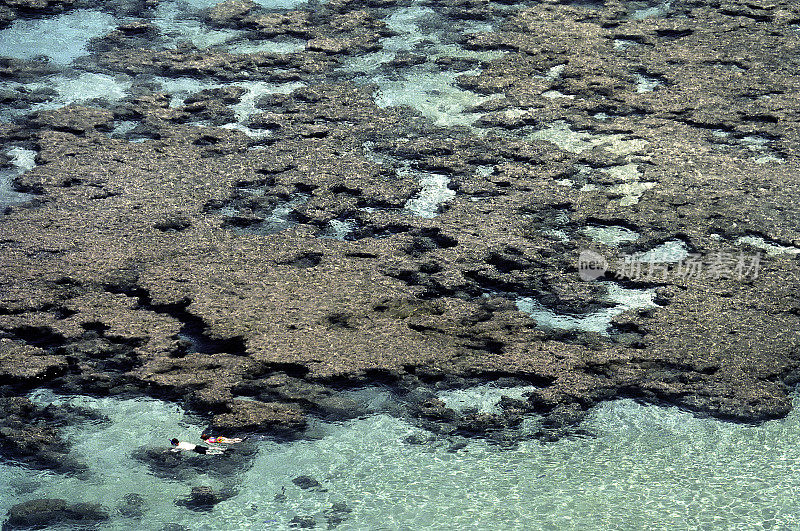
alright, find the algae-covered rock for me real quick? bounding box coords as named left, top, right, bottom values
left=0, top=0, right=799, bottom=442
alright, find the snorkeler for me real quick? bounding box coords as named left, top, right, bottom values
left=201, top=433, right=243, bottom=444
left=170, top=438, right=225, bottom=455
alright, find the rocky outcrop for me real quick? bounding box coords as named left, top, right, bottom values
left=0, top=0, right=799, bottom=449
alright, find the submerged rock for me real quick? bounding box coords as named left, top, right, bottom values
left=174, top=486, right=237, bottom=511
left=324, top=501, right=352, bottom=527
left=292, top=475, right=324, bottom=491
left=289, top=515, right=316, bottom=528
left=0, top=397, right=93, bottom=473
left=3, top=499, right=108, bottom=530
left=208, top=400, right=306, bottom=436
left=116, top=493, right=145, bottom=518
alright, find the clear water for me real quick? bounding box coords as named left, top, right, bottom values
left=151, top=0, right=320, bottom=50
left=344, top=5, right=503, bottom=127
left=4, top=391, right=800, bottom=529
left=583, top=225, right=641, bottom=246
left=403, top=169, right=455, bottom=218
left=52, top=73, right=132, bottom=103
left=516, top=282, right=657, bottom=335
left=636, top=239, right=689, bottom=263
left=737, top=236, right=800, bottom=257
left=153, top=5, right=242, bottom=49
left=226, top=39, right=307, bottom=54
left=613, top=38, right=641, bottom=50
left=0, top=74, right=131, bottom=122
left=527, top=121, right=648, bottom=156
left=0, top=147, right=36, bottom=210
left=628, top=0, right=672, bottom=20
left=436, top=384, right=538, bottom=414
left=151, top=77, right=304, bottom=137
left=634, top=72, right=662, bottom=93
left=373, top=68, right=494, bottom=128
left=0, top=10, right=117, bottom=64
left=575, top=160, right=656, bottom=208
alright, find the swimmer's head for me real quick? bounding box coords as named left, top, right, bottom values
left=170, top=438, right=179, bottom=446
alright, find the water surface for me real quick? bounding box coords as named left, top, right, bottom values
left=3, top=391, right=800, bottom=529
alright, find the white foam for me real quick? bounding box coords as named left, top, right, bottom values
left=319, top=219, right=357, bottom=240
left=7, top=147, right=36, bottom=172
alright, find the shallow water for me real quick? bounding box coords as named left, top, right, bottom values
left=516, top=281, right=657, bottom=335
left=345, top=5, right=503, bottom=127
left=402, top=169, right=455, bottom=218
left=583, top=225, right=641, bottom=246
left=0, top=10, right=117, bottom=64
left=1, top=1, right=797, bottom=529
left=4, top=391, right=800, bottom=529
left=0, top=146, right=36, bottom=210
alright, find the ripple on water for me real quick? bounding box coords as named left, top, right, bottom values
left=516, top=281, right=657, bottom=335
left=1, top=147, right=37, bottom=210
left=0, top=10, right=117, bottom=64
left=4, top=392, right=800, bottom=528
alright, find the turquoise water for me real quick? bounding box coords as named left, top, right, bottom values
left=0, top=10, right=117, bottom=64
left=3, top=391, right=800, bottom=529
left=1, top=1, right=797, bottom=529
